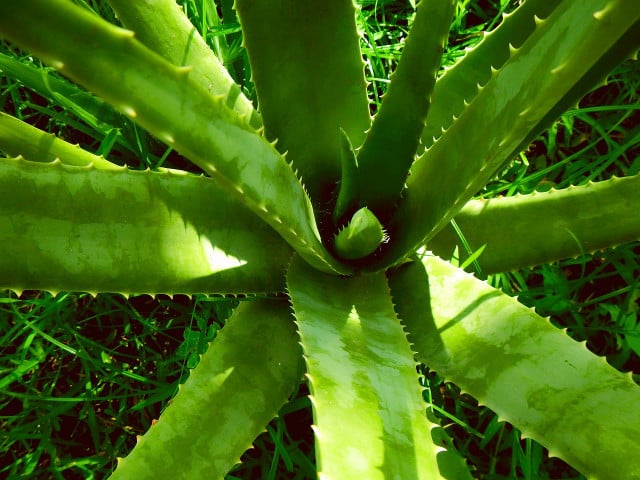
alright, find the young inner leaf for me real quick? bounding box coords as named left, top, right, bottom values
left=334, top=207, right=386, bottom=260
left=332, top=127, right=360, bottom=226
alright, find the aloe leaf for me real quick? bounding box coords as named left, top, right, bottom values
left=421, top=0, right=562, bottom=149
left=333, top=207, right=386, bottom=261
left=287, top=255, right=441, bottom=480
left=0, top=112, right=120, bottom=169
left=381, top=0, right=640, bottom=267
left=509, top=17, right=640, bottom=159
left=0, top=157, right=292, bottom=295
left=0, top=0, right=345, bottom=274
left=356, top=0, right=455, bottom=218
left=387, top=258, right=473, bottom=480
left=107, top=0, right=261, bottom=129
left=234, top=0, right=371, bottom=205
left=110, top=299, right=300, bottom=480
left=428, top=174, right=640, bottom=273
left=0, top=116, right=291, bottom=294
left=332, top=128, right=360, bottom=225
left=388, top=256, right=640, bottom=480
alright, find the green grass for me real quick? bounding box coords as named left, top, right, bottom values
left=1, top=0, right=639, bottom=479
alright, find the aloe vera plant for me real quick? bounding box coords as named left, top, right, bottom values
left=1, top=0, right=639, bottom=478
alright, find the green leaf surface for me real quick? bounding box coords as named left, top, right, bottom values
left=107, top=0, right=261, bottom=129
left=109, top=299, right=300, bottom=480
left=429, top=174, right=640, bottom=273
left=381, top=0, right=640, bottom=268
left=287, top=255, right=441, bottom=480
left=0, top=157, right=291, bottom=295
left=234, top=0, right=371, bottom=205
left=0, top=0, right=345, bottom=274
left=333, top=207, right=386, bottom=260
left=420, top=0, right=562, bottom=149
left=356, top=0, right=456, bottom=217
left=508, top=17, right=640, bottom=159
left=388, top=255, right=640, bottom=480
left=0, top=112, right=119, bottom=169
left=332, top=128, right=360, bottom=225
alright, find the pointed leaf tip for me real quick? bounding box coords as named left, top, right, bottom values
left=333, top=128, right=360, bottom=224
left=334, top=207, right=386, bottom=260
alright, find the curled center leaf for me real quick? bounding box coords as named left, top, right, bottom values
left=334, top=207, right=387, bottom=260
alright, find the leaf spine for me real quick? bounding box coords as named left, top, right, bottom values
left=117, top=28, right=136, bottom=39
left=121, top=105, right=137, bottom=118
left=49, top=59, right=65, bottom=69
left=159, top=132, right=175, bottom=144
left=175, top=65, right=193, bottom=74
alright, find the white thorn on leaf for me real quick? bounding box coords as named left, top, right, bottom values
left=121, top=105, right=137, bottom=118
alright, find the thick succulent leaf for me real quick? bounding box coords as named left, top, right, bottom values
left=287, top=255, right=441, bottom=480
left=0, top=157, right=291, bottom=295
left=234, top=0, right=371, bottom=205
left=110, top=299, right=300, bottom=480
left=334, top=207, right=386, bottom=261
left=0, top=0, right=345, bottom=274
left=388, top=256, right=640, bottom=480
left=381, top=0, right=640, bottom=268
left=509, top=17, right=640, bottom=159
left=420, top=0, right=562, bottom=149
left=429, top=174, right=640, bottom=273
left=333, top=128, right=360, bottom=225
left=356, top=0, right=455, bottom=218
left=107, top=0, right=261, bottom=129
left=0, top=112, right=119, bottom=169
